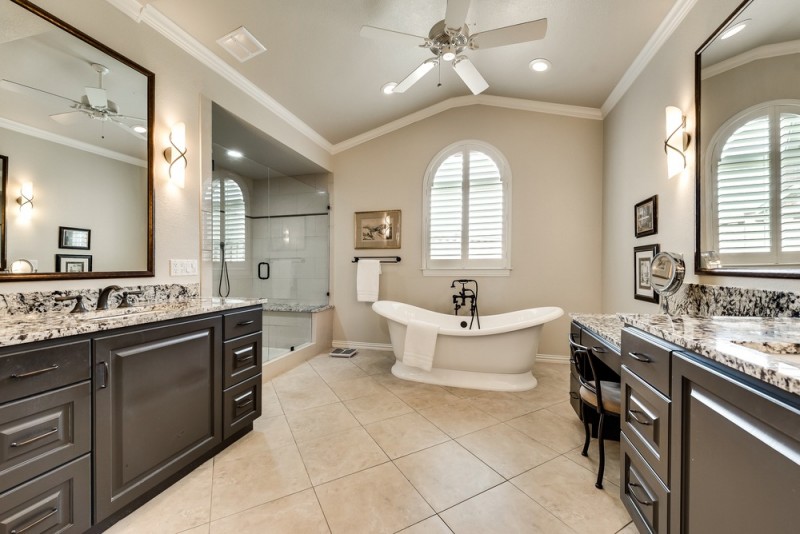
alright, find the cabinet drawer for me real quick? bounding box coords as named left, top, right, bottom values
left=621, top=434, right=669, bottom=534
left=621, top=328, right=671, bottom=397
left=580, top=328, right=621, bottom=376
left=223, top=308, right=261, bottom=341
left=621, top=367, right=670, bottom=484
left=0, top=382, right=91, bottom=494
left=223, top=374, right=262, bottom=440
left=0, top=454, right=90, bottom=534
left=0, top=340, right=90, bottom=404
left=223, top=332, right=262, bottom=389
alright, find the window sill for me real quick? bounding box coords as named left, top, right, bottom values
left=422, top=268, right=511, bottom=277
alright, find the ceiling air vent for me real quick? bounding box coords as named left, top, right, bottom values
left=216, top=26, right=266, bottom=62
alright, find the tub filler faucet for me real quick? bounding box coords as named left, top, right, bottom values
left=450, top=279, right=480, bottom=330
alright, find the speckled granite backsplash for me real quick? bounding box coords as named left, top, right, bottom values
left=0, top=283, right=199, bottom=315
left=668, top=283, right=800, bottom=317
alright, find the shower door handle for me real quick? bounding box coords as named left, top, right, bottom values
left=258, top=262, right=270, bottom=280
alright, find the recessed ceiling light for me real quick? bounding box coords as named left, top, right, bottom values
left=720, top=20, right=748, bottom=40
left=227, top=150, right=243, bottom=158
left=217, top=26, right=266, bottom=62
left=381, top=82, right=398, bottom=95
left=133, top=125, right=147, bottom=134
left=529, top=58, right=551, bottom=72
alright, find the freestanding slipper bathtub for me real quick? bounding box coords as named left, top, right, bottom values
left=372, top=300, right=563, bottom=392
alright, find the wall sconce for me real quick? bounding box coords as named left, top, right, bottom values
left=665, top=106, right=691, bottom=179
left=164, top=122, right=187, bottom=188
left=16, top=182, right=33, bottom=217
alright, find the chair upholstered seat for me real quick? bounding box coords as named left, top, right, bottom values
left=579, top=381, right=621, bottom=414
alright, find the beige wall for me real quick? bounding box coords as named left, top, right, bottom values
left=0, top=0, right=330, bottom=294
left=331, top=105, right=604, bottom=356
left=601, top=0, right=800, bottom=313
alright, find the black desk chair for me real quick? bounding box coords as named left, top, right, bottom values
left=568, top=338, right=621, bottom=489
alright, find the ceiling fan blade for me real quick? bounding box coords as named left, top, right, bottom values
left=445, top=0, right=472, bottom=32
left=393, top=59, right=438, bottom=93
left=471, top=18, right=547, bottom=49
left=359, top=25, right=427, bottom=47
left=112, top=118, right=147, bottom=140
left=50, top=110, right=85, bottom=124
left=0, top=79, right=80, bottom=105
left=453, top=56, right=488, bottom=95
left=84, top=87, right=108, bottom=109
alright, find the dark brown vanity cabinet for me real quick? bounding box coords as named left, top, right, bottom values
left=0, top=339, right=92, bottom=533
left=222, top=308, right=262, bottom=440
left=93, top=316, right=223, bottom=523
left=669, top=351, right=800, bottom=534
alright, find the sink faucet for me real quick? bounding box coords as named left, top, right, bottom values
left=96, top=285, right=122, bottom=310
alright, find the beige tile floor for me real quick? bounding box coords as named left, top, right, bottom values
left=106, top=351, right=634, bottom=534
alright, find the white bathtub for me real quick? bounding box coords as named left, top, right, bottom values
left=371, top=301, right=563, bottom=392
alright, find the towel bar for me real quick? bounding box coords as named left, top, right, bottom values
left=352, top=256, right=401, bottom=263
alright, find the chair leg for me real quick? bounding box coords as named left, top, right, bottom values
left=595, top=413, right=605, bottom=489
left=581, top=418, right=590, bottom=457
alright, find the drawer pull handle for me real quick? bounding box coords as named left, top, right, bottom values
left=236, top=320, right=255, bottom=327
left=234, top=347, right=254, bottom=362
left=234, top=391, right=254, bottom=408
left=591, top=346, right=606, bottom=354
left=628, top=409, right=653, bottom=426
left=628, top=352, right=652, bottom=363
left=11, top=507, right=58, bottom=534
left=10, top=364, right=59, bottom=379
left=10, top=427, right=59, bottom=448
left=627, top=483, right=655, bottom=506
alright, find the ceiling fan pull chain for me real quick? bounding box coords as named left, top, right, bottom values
left=437, top=57, right=442, bottom=87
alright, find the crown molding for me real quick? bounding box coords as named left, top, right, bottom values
left=0, top=117, right=147, bottom=167
left=701, top=39, right=800, bottom=80
left=331, top=95, right=602, bottom=155
left=601, top=0, right=699, bottom=116
left=105, top=0, right=332, bottom=153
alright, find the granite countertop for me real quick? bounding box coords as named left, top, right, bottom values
left=571, top=313, right=800, bottom=396
left=0, top=298, right=266, bottom=348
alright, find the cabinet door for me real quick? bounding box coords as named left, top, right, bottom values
left=93, top=316, right=222, bottom=523
left=670, top=352, right=800, bottom=534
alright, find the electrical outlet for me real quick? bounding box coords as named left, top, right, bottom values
left=169, top=259, right=198, bottom=276
left=169, top=259, right=183, bottom=276
left=184, top=259, right=198, bottom=275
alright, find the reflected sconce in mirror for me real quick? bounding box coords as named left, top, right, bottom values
left=16, top=182, right=33, bottom=218
left=164, top=122, right=187, bottom=188
left=665, top=106, right=691, bottom=178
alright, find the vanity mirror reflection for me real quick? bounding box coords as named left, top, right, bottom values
left=0, top=0, right=154, bottom=281
left=696, top=0, right=800, bottom=278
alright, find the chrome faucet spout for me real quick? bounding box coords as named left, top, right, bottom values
left=97, top=285, right=122, bottom=310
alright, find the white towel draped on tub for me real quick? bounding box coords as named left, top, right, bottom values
left=356, top=260, right=381, bottom=302
left=403, top=320, right=439, bottom=372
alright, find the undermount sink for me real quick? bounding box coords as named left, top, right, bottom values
left=79, top=308, right=161, bottom=321
left=730, top=340, right=800, bottom=356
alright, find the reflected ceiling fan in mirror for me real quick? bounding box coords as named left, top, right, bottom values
left=360, top=0, right=547, bottom=95
left=0, top=62, right=147, bottom=139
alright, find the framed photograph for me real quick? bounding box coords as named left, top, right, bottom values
left=634, top=244, right=660, bottom=303
left=55, top=254, right=92, bottom=273
left=354, top=210, right=401, bottom=249
left=59, top=226, right=91, bottom=250
left=634, top=195, right=658, bottom=238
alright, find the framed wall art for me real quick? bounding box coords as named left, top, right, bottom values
left=55, top=254, right=92, bottom=273
left=634, top=244, right=660, bottom=303
left=59, top=226, right=91, bottom=250
left=634, top=195, right=658, bottom=238
left=354, top=210, right=401, bottom=249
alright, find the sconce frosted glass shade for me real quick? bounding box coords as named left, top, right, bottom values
left=665, top=106, right=690, bottom=179
left=164, top=122, right=187, bottom=188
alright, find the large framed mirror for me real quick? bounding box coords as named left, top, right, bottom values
left=695, top=0, right=800, bottom=278
left=0, top=0, right=154, bottom=281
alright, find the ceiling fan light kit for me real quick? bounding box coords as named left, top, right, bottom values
left=362, top=0, right=547, bottom=96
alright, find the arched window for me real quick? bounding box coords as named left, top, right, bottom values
left=206, top=177, right=246, bottom=262
left=708, top=101, right=800, bottom=267
left=423, top=141, right=511, bottom=274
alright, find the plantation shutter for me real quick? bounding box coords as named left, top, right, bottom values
left=716, top=116, right=771, bottom=254
left=468, top=150, right=503, bottom=259
left=430, top=152, right=464, bottom=259
left=208, top=178, right=246, bottom=262
left=780, top=112, right=800, bottom=252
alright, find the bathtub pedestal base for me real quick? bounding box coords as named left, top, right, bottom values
left=391, top=361, right=538, bottom=392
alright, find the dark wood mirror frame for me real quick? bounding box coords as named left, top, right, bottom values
left=0, top=154, right=7, bottom=272
left=2, top=0, right=154, bottom=282
left=694, top=0, right=800, bottom=279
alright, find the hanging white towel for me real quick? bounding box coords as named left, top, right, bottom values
left=403, top=320, right=439, bottom=372
left=356, top=260, right=381, bottom=302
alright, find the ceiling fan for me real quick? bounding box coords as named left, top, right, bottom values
left=360, top=0, right=547, bottom=95
left=0, top=62, right=147, bottom=139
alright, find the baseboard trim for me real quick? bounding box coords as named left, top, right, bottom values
left=537, top=353, right=570, bottom=363
left=331, top=340, right=394, bottom=352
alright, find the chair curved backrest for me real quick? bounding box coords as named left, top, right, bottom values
left=568, top=337, right=605, bottom=414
